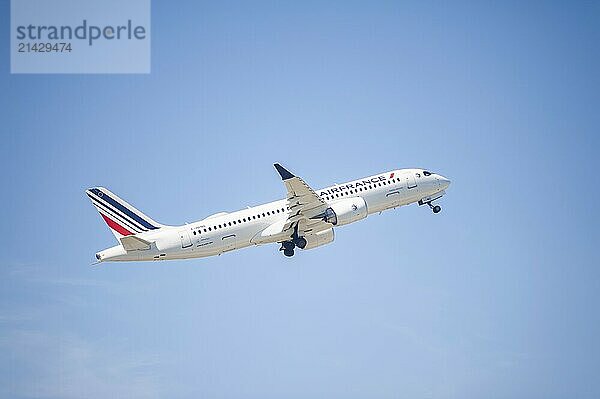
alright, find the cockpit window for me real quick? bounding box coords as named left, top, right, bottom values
left=423, top=170, right=432, bottom=176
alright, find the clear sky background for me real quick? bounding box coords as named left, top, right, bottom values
left=1, top=1, right=599, bottom=398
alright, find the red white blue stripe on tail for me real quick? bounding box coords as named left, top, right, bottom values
left=86, top=187, right=162, bottom=238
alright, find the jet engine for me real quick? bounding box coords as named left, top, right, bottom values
left=303, top=228, right=335, bottom=250
left=323, top=197, right=368, bottom=226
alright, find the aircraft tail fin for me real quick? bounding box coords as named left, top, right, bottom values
left=85, top=187, right=165, bottom=240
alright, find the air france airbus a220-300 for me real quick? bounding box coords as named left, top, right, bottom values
left=87, top=164, right=451, bottom=262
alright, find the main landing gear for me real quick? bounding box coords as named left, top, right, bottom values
left=281, top=240, right=295, bottom=257
left=280, top=235, right=307, bottom=257
left=295, top=236, right=307, bottom=249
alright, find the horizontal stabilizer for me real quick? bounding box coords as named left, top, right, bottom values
left=120, top=235, right=152, bottom=251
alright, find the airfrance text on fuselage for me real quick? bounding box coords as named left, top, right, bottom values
left=319, top=175, right=389, bottom=197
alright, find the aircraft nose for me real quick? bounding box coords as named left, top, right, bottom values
left=437, top=175, right=451, bottom=190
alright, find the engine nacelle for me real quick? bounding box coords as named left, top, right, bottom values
left=304, top=228, right=335, bottom=250
left=323, top=197, right=368, bottom=226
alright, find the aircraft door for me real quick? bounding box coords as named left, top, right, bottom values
left=221, top=234, right=236, bottom=252
left=179, top=230, right=192, bottom=248
left=406, top=173, right=417, bottom=189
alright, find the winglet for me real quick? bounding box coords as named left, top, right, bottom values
left=274, top=163, right=295, bottom=180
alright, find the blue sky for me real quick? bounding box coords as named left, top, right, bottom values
left=1, top=1, right=599, bottom=398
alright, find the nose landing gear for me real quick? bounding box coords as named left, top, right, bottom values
left=427, top=202, right=442, bottom=214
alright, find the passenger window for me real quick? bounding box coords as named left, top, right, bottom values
left=416, top=173, right=421, bottom=178
left=193, top=231, right=196, bottom=235
left=208, top=227, right=212, bottom=231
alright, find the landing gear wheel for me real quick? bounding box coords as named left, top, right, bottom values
left=282, top=241, right=295, bottom=250
left=432, top=205, right=441, bottom=214
left=294, top=237, right=307, bottom=249
left=283, top=248, right=295, bottom=257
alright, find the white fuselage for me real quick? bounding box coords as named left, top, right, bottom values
left=96, top=168, right=450, bottom=262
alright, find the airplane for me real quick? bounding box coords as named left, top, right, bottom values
left=87, top=164, right=450, bottom=262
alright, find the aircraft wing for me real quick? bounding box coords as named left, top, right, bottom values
left=274, top=163, right=331, bottom=235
